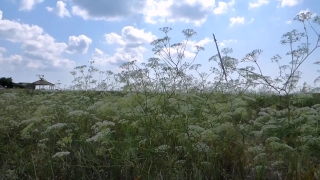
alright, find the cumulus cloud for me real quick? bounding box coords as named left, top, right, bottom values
left=70, top=0, right=145, bottom=21
left=173, top=37, right=214, bottom=59
left=91, top=26, right=157, bottom=65
left=91, top=48, right=113, bottom=64
left=248, top=0, right=270, bottom=9
left=248, top=18, right=254, bottom=24
left=214, top=2, right=228, bottom=14
left=143, top=0, right=215, bottom=26
left=213, top=0, right=235, bottom=14
left=0, top=54, right=24, bottom=71
left=167, top=2, right=210, bottom=25
left=66, top=35, right=92, bottom=54
left=186, top=37, right=213, bottom=51
left=68, top=0, right=216, bottom=26
left=0, top=10, right=2, bottom=20
left=229, top=16, right=245, bottom=27
left=71, top=6, right=90, bottom=20
left=93, top=28, right=213, bottom=67
left=277, top=0, right=302, bottom=7
left=219, top=39, right=238, bottom=47
left=46, top=1, right=71, bottom=18
left=0, top=47, right=24, bottom=71
left=104, top=33, right=125, bottom=46
left=19, top=0, right=43, bottom=11
left=0, top=47, right=6, bottom=53
left=0, top=11, right=75, bottom=70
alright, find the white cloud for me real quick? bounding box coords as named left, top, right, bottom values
left=0, top=47, right=24, bottom=70
left=219, top=39, right=238, bottom=47
left=213, top=0, right=235, bottom=14
left=66, top=35, right=92, bottom=54
left=0, top=11, right=75, bottom=70
left=46, top=1, right=71, bottom=18
left=214, top=2, right=228, bottom=14
left=70, top=0, right=145, bottom=21
left=46, top=7, right=53, bottom=11
left=180, top=37, right=214, bottom=58
left=286, top=20, right=292, bottom=24
left=143, top=0, right=215, bottom=26
left=248, top=18, right=255, bottom=24
left=229, top=16, right=245, bottom=27
left=277, top=0, right=302, bottom=7
left=121, top=26, right=156, bottom=44
left=92, top=26, right=157, bottom=65
left=228, top=0, right=235, bottom=6
left=0, top=54, right=24, bottom=71
left=19, top=0, right=44, bottom=11
left=142, top=0, right=172, bottom=24
left=163, top=35, right=212, bottom=61
left=188, top=37, right=213, bottom=51
left=3, top=55, right=23, bottom=64
left=248, top=0, right=270, bottom=9
left=153, top=37, right=213, bottom=60
left=0, top=47, right=6, bottom=53
left=0, top=10, right=2, bottom=20
left=71, top=6, right=91, bottom=20
left=195, top=37, right=213, bottom=47
left=69, top=0, right=216, bottom=26
left=91, top=48, right=113, bottom=64
left=104, top=33, right=125, bottom=46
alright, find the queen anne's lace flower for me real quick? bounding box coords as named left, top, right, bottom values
left=46, top=123, right=67, bottom=132
left=193, top=142, right=209, bottom=153
left=52, top=151, right=70, bottom=159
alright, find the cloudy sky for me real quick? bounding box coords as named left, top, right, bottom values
left=0, top=0, right=319, bottom=89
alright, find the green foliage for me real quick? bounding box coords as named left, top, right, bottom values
left=0, top=77, right=13, bottom=88
left=1, top=90, right=320, bottom=179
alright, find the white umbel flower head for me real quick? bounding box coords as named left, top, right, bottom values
left=52, top=151, right=70, bottom=159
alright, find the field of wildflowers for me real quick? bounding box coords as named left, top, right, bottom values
left=1, top=11, right=320, bottom=179
left=1, top=90, right=320, bottom=179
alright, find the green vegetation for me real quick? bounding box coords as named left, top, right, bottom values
left=1, top=90, right=320, bottom=179
left=1, top=11, right=320, bottom=179
left=0, top=77, right=13, bottom=88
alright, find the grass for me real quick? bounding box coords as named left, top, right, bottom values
left=1, top=89, right=320, bottom=179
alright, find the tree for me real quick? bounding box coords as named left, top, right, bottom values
left=0, top=77, right=13, bottom=88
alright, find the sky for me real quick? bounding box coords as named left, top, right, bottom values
left=0, top=0, right=319, bottom=90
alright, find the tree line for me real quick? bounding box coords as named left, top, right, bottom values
left=0, top=77, right=35, bottom=89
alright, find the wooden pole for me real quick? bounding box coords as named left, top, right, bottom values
left=212, top=34, right=228, bottom=82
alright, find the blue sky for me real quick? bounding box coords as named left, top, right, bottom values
left=0, top=0, right=319, bottom=90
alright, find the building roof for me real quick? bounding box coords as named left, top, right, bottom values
left=32, top=79, right=54, bottom=86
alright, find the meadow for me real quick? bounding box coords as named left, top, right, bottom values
left=1, top=11, right=320, bottom=180
left=1, top=89, right=320, bottom=179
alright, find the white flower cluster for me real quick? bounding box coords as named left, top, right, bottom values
left=248, top=145, right=265, bottom=154
left=1, top=92, right=17, bottom=100
left=91, top=120, right=115, bottom=133
left=68, top=110, right=89, bottom=117
left=155, top=144, right=170, bottom=152
left=5, top=105, right=17, bottom=111
left=193, top=142, right=209, bottom=153
left=87, top=101, right=104, bottom=111
left=20, top=117, right=42, bottom=126
left=45, top=123, right=67, bottom=133
left=86, top=128, right=113, bottom=142
left=52, top=151, right=70, bottom=159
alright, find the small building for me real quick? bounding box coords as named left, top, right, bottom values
left=32, top=78, right=55, bottom=90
